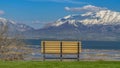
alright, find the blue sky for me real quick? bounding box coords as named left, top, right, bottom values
left=0, top=0, right=120, bottom=29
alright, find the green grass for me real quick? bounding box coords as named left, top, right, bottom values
left=0, top=61, right=120, bottom=68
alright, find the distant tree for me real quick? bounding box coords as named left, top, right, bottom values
left=0, top=23, right=32, bottom=61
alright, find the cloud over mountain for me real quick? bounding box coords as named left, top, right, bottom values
left=65, top=5, right=107, bottom=12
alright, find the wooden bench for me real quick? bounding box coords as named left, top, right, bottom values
left=41, top=41, right=82, bottom=61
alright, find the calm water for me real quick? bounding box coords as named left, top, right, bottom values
left=24, top=39, right=120, bottom=50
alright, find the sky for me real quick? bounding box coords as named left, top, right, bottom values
left=0, top=0, right=120, bottom=29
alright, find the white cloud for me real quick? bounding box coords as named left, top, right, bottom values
left=52, top=0, right=87, bottom=4
left=28, top=0, right=87, bottom=4
left=65, top=5, right=107, bottom=12
left=0, top=10, right=4, bottom=15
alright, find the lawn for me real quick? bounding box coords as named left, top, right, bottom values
left=0, top=61, right=120, bottom=68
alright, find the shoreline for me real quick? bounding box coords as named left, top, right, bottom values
left=26, top=48, right=120, bottom=61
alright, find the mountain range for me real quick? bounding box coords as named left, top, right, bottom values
left=0, top=5, right=120, bottom=41
left=0, top=17, right=34, bottom=37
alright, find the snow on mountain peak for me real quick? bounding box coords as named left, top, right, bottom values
left=9, top=20, right=16, bottom=25
left=52, top=9, right=120, bottom=27
left=0, top=17, right=17, bottom=26
left=0, top=17, right=34, bottom=32
left=63, top=15, right=71, bottom=19
left=0, top=17, right=7, bottom=25
left=81, top=12, right=93, bottom=16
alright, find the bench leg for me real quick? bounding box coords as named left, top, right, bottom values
left=77, top=53, right=79, bottom=61
left=43, top=41, right=45, bottom=61
left=77, top=42, right=80, bottom=61
left=43, top=54, right=45, bottom=61
left=60, top=42, right=62, bottom=61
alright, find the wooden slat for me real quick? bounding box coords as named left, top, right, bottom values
left=41, top=41, right=81, bottom=54
left=41, top=50, right=80, bottom=54
left=41, top=50, right=78, bottom=54
left=62, top=41, right=78, bottom=44
left=43, top=41, right=60, bottom=46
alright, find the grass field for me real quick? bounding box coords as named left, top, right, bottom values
left=0, top=61, right=120, bottom=68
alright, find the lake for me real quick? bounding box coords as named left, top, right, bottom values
left=24, top=39, right=120, bottom=50
left=23, top=39, right=120, bottom=61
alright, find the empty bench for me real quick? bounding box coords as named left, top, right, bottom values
left=41, top=41, right=82, bottom=61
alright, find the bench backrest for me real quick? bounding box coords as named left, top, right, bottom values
left=41, top=41, right=82, bottom=54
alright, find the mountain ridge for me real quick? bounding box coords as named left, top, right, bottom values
left=0, top=5, right=120, bottom=41
left=51, top=10, right=120, bottom=27
left=0, top=17, right=34, bottom=33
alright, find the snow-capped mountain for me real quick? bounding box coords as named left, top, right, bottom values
left=0, top=17, right=34, bottom=32
left=37, top=6, right=120, bottom=41
left=1, top=5, right=120, bottom=41
left=16, top=23, right=34, bottom=32
left=51, top=10, right=120, bottom=27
